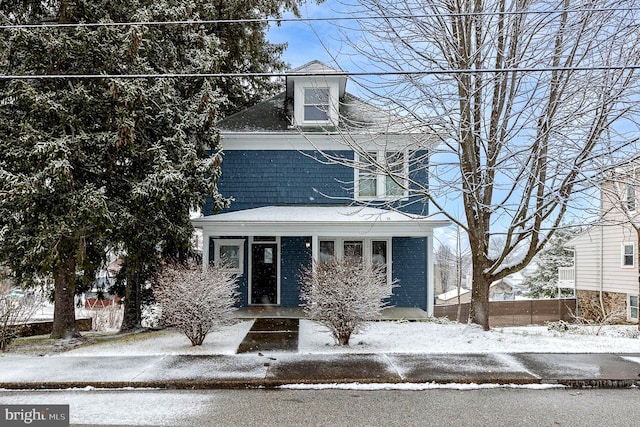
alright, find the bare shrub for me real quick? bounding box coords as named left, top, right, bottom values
left=154, top=262, right=239, bottom=346
left=299, top=258, right=396, bottom=346
left=0, top=285, right=42, bottom=351
left=573, top=309, right=627, bottom=336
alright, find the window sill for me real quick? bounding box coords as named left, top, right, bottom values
left=355, top=196, right=410, bottom=202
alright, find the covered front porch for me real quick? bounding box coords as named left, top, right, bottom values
left=192, top=205, right=449, bottom=315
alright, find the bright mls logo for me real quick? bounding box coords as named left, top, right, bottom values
left=1, top=405, right=69, bottom=426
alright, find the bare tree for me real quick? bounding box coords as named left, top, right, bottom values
left=435, top=244, right=455, bottom=293
left=299, top=258, right=396, bottom=346
left=154, top=262, right=239, bottom=346
left=318, top=0, right=640, bottom=329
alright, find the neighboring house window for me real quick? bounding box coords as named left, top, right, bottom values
left=626, top=184, right=636, bottom=211
left=304, top=88, right=330, bottom=122
left=356, top=151, right=408, bottom=199
left=622, top=243, right=635, bottom=268
left=213, top=239, right=245, bottom=273
left=629, top=295, right=639, bottom=321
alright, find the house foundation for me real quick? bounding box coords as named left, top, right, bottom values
left=576, top=290, right=627, bottom=322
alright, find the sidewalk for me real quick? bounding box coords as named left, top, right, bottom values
left=1, top=352, right=639, bottom=390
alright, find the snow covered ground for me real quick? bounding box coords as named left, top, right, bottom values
left=58, top=319, right=640, bottom=357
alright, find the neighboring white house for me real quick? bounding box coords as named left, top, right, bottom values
left=435, top=280, right=515, bottom=305
left=562, top=166, right=640, bottom=323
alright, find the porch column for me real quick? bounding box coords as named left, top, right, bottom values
left=201, top=230, right=210, bottom=272
left=426, top=234, right=434, bottom=316
left=311, top=235, right=319, bottom=271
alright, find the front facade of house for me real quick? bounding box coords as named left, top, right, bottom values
left=563, top=168, right=640, bottom=323
left=193, top=61, right=448, bottom=314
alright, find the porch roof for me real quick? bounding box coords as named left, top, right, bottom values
left=192, top=206, right=450, bottom=237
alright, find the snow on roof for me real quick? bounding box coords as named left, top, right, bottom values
left=436, top=288, right=471, bottom=300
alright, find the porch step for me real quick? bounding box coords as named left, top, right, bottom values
left=236, top=318, right=299, bottom=353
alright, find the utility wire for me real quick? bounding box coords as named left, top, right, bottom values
left=2, top=65, right=640, bottom=80
left=0, top=7, right=638, bottom=30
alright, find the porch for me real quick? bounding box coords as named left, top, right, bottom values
left=193, top=205, right=450, bottom=314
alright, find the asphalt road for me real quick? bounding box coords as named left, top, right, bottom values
left=1, top=387, right=640, bottom=426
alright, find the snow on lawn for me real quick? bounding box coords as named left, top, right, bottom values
left=57, top=318, right=640, bottom=356
left=296, top=320, right=640, bottom=354
left=64, top=321, right=254, bottom=356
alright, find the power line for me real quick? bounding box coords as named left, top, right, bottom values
left=2, top=65, right=639, bottom=80
left=0, top=7, right=638, bottom=30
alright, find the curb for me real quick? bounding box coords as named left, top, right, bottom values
left=2, top=378, right=639, bottom=391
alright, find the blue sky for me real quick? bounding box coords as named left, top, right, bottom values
left=267, top=0, right=347, bottom=70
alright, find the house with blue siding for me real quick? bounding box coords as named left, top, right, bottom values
left=192, top=61, right=448, bottom=315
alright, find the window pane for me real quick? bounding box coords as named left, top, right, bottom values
left=220, top=245, right=240, bottom=269
left=304, top=88, right=329, bottom=104
left=632, top=306, right=639, bottom=319
left=304, top=105, right=328, bottom=121
left=344, top=241, right=363, bottom=262
left=372, top=241, right=387, bottom=265
left=385, top=176, right=403, bottom=196
left=359, top=152, right=378, bottom=197
left=372, top=241, right=387, bottom=275
left=385, top=152, right=405, bottom=196
left=319, top=241, right=335, bottom=263
left=624, top=244, right=634, bottom=266
left=627, top=185, right=636, bottom=211
left=359, top=176, right=377, bottom=197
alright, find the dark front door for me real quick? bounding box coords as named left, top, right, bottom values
left=251, top=243, right=278, bottom=305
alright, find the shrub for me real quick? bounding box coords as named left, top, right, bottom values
left=0, top=285, right=41, bottom=351
left=299, top=258, right=396, bottom=346
left=154, top=262, right=239, bottom=346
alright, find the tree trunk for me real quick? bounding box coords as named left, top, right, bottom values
left=120, top=264, right=142, bottom=332
left=469, top=263, right=491, bottom=331
left=50, top=255, right=81, bottom=339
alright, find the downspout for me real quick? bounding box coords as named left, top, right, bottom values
left=599, top=223, right=605, bottom=316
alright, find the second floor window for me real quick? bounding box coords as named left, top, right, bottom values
left=356, top=151, right=407, bottom=200
left=304, top=88, right=330, bottom=122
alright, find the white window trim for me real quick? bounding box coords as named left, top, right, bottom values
left=303, top=87, right=331, bottom=124
left=621, top=242, right=635, bottom=268
left=628, top=294, right=639, bottom=321
left=213, top=239, right=245, bottom=274
left=355, top=151, right=409, bottom=201
left=317, top=237, right=393, bottom=284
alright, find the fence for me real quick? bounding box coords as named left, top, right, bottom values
left=433, top=298, right=577, bottom=327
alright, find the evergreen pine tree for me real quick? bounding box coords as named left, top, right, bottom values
left=0, top=0, right=228, bottom=337
left=1, top=0, right=314, bottom=337
left=524, top=227, right=579, bottom=299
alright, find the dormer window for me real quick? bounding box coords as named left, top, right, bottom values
left=286, top=61, right=346, bottom=127
left=304, top=88, right=330, bottom=121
